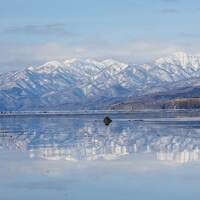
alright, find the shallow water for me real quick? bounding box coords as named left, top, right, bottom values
left=1, top=116, right=200, bottom=200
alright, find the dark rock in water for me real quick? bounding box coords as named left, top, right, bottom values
left=104, top=116, right=112, bottom=126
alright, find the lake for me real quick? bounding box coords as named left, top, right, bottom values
left=1, top=113, right=200, bottom=200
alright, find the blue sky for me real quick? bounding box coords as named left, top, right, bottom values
left=1, top=0, right=200, bottom=71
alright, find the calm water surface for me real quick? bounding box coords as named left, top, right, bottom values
left=1, top=115, right=200, bottom=200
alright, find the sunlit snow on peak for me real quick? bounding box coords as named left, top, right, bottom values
left=155, top=51, right=200, bottom=70
left=36, top=61, right=63, bottom=73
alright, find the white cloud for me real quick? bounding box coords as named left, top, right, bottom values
left=5, top=24, right=75, bottom=36
left=0, top=39, right=198, bottom=72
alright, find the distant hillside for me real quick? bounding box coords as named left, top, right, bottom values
left=111, top=98, right=200, bottom=110
left=165, top=98, right=200, bottom=109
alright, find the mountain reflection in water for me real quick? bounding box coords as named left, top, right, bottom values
left=1, top=117, right=200, bottom=163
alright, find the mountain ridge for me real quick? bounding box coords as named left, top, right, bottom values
left=1, top=51, right=200, bottom=110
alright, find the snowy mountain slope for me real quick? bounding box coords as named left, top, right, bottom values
left=1, top=52, right=200, bottom=110
left=147, top=52, right=200, bottom=82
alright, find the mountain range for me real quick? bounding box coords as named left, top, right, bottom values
left=1, top=51, right=200, bottom=110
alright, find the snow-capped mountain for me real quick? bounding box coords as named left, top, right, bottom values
left=1, top=52, right=200, bottom=110
left=148, top=51, right=200, bottom=82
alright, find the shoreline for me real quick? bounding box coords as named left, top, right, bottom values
left=1, top=109, right=200, bottom=121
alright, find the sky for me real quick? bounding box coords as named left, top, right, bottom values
left=1, top=0, right=200, bottom=72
